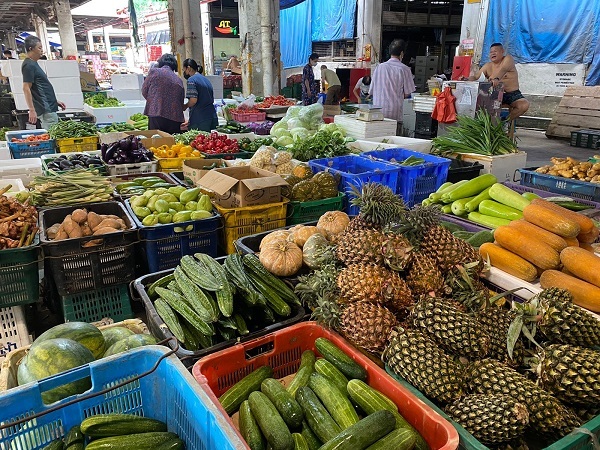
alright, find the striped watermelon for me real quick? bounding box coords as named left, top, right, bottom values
left=33, top=322, right=106, bottom=359
left=18, top=338, right=95, bottom=404
left=103, top=334, right=158, bottom=357
left=101, top=327, right=135, bottom=349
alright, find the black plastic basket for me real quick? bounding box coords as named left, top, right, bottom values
left=234, top=221, right=318, bottom=255
left=169, top=171, right=193, bottom=187
left=446, top=158, right=484, bottom=183
left=111, top=172, right=179, bottom=200
left=39, top=202, right=138, bottom=296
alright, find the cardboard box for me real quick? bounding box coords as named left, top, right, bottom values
left=197, top=166, right=288, bottom=208
left=124, top=130, right=175, bottom=148
left=183, top=159, right=229, bottom=186
left=80, top=72, right=99, bottom=92
left=323, top=105, right=342, bottom=117
left=98, top=131, right=128, bottom=145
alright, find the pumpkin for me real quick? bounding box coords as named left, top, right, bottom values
left=291, top=225, right=321, bottom=248
left=317, top=211, right=350, bottom=240
left=312, top=172, right=339, bottom=199
left=292, top=163, right=314, bottom=180
left=292, top=179, right=319, bottom=202
left=282, top=174, right=302, bottom=199
left=260, top=230, right=292, bottom=250
left=303, top=233, right=332, bottom=269
left=259, top=238, right=303, bottom=276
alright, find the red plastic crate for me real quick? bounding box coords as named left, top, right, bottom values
left=192, top=322, right=459, bottom=450
left=230, top=111, right=266, bottom=122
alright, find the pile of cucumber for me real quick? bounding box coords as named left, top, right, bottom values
left=219, top=337, right=427, bottom=450
left=42, top=414, right=183, bottom=449
left=146, top=253, right=300, bottom=351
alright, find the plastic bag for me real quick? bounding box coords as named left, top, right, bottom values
left=239, top=94, right=256, bottom=109
left=431, top=87, right=457, bottom=124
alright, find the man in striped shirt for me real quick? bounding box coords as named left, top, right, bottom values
left=369, top=39, right=416, bottom=135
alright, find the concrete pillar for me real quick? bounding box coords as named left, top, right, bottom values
left=87, top=30, right=94, bottom=52
left=188, top=0, right=204, bottom=63
left=33, top=15, right=52, bottom=58
left=169, top=0, right=184, bottom=58
left=459, top=0, right=490, bottom=64
left=6, top=32, right=17, bottom=53
left=238, top=0, right=262, bottom=97
left=53, top=0, right=78, bottom=59
left=357, top=0, right=383, bottom=63
left=200, top=2, right=214, bottom=74
left=103, top=27, right=112, bottom=60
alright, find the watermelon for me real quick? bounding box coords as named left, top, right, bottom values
left=101, top=327, right=135, bottom=349
left=103, top=334, right=158, bottom=357
left=33, top=322, right=106, bottom=359
left=18, top=338, right=95, bottom=404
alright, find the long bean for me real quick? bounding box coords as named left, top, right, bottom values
left=26, top=168, right=113, bottom=206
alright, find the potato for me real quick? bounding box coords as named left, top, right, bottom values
left=87, top=212, right=102, bottom=231
left=81, top=223, right=93, bottom=236
left=55, top=224, right=68, bottom=240
left=63, top=215, right=83, bottom=238
left=95, top=218, right=123, bottom=230
left=93, top=227, right=119, bottom=236
left=46, top=223, right=61, bottom=240
left=71, top=209, right=88, bottom=224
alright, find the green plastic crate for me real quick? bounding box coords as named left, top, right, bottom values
left=286, top=193, right=345, bottom=225
left=61, top=284, right=133, bottom=323
left=0, top=241, right=39, bottom=307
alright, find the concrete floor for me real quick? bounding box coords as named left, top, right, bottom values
left=516, top=128, right=599, bottom=168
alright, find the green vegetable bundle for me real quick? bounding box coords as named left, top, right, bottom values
left=23, top=169, right=112, bottom=206
left=431, top=110, right=518, bottom=156
left=98, top=123, right=136, bottom=133
left=173, top=130, right=206, bottom=145
left=48, top=121, right=99, bottom=139
left=84, top=94, right=124, bottom=108
left=129, top=113, right=149, bottom=131
left=290, top=129, right=352, bottom=161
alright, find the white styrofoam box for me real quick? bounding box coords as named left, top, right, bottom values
left=84, top=103, right=128, bottom=123
left=44, top=60, right=79, bottom=78
left=0, top=158, right=42, bottom=186
left=49, top=77, right=82, bottom=94
left=346, top=140, right=397, bottom=153
left=205, top=75, right=224, bottom=94
left=412, top=94, right=437, bottom=113
left=58, top=92, right=85, bottom=110
left=0, top=141, right=9, bottom=160
left=0, top=306, right=31, bottom=363
left=0, top=178, right=25, bottom=196
left=9, top=76, right=23, bottom=94
left=334, top=115, right=398, bottom=139
left=122, top=100, right=146, bottom=118
left=359, top=136, right=433, bottom=154
left=13, top=93, right=27, bottom=110
left=111, top=73, right=144, bottom=90
left=108, top=89, right=144, bottom=102
left=1, top=60, right=22, bottom=78
left=447, top=151, right=528, bottom=182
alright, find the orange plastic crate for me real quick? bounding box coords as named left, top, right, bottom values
left=192, top=321, right=459, bottom=450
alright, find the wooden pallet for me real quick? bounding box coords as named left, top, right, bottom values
left=546, top=86, right=600, bottom=139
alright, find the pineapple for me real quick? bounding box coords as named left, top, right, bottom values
left=466, top=359, right=582, bottom=438
left=349, top=182, right=406, bottom=229
left=412, top=296, right=490, bottom=359
left=476, top=307, right=524, bottom=367
left=336, top=228, right=411, bottom=267
left=312, top=293, right=398, bottom=354
left=445, top=394, right=529, bottom=445
left=405, top=251, right=445, bottom=296
left=537, top=344, right=600, bottom=406
left=383, top=327, right=465, bottom=403
left=337, top=264, right=414, bottom=316
left=570, top=405, right=600, bottom=423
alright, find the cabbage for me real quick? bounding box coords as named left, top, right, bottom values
left=287, top=118, right=308, bottom=130
left=270, top=120, right=289, bottom=136
left=319, top=123, right=344, bottom=135
left=298, top=103, right=324, bottom=126
left=285, top=105, right=303, bottom=118
left=290, top=127, right=311, bottom=141
left=271, top=128, right=292, bottom=139
left=276, top=135, right=294, bottom=146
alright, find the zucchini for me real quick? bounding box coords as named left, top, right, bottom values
left=318, top=410, right=396, bottom=450
left=314, top=338, right=367, bottom=380
left=156, top=287, right=214, bottom=336
left=467, top=211, right=511, bottom=229
left=293, top=433, right=309, bottom=450
left=295, top=387, right=341, bottom=443
left=308, top=372, right=359, bottom=429
left=465, top=230, right=495, bottom=247
left=80, top=414, right=167, bottom=437
left=195, top=253, right=234, bottom=317
left=243, top=254, right=299, bottom=305
left=234, top=313, right=250, bottom=335
left=464, top=186, right=492, bottom=213
left=84, top=432, right=180, bottom=450
left=180, top=255, right=221, bottom=291
left=441, top=204, right=453, bottom=214
left=247, top=270, right=292, bottom=316
left=147, top=274, right=175, bottom=298
left=314, top=358, right=349, bottom=396
left=240, top=400, right=266, bottom=450
left=155, top=439, right=184, bottom=450
left=154, top=298, right=185, bottom=343
left=488, top=182, right=531, bottom=211
left=261, top=378, right=304, bottom=429
left=301, top=421, right=321, bottom=450
left=288, top=350, right=316, bottom=397
left=441, top=173, right=497, bottom=203
left=429, top=180, right=467, bottom=203
left=225, top=254, right=261, bottom=305
left=521, top=192, right=539, bottom=201
left=174, top=266, right=219, bottom=322
left=450, top=196, right=476, bottom=216
left=42, top=439, right=64, bottom=450
left=248, top=391, right=294, bottom=450
left=478, top=199, right=523, bottom=221
left=365, top=428, right=417, bottom=450
left=65, top=426, right=83, bottom=447
left=219, top=365, right=273, bottom=415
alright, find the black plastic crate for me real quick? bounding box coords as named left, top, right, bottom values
left=414, top=131, right=436, bottom=139
left=234, top=221, right=318, bottom=255
left=58, top=111, right=96, bottom=123
left=169, top=171, right=192, bottom=187
left=446, top=158, right=484, bottom=183
left=415, top=111, right=438, bottom=134
left=570, top=129, right=600, bottom=148
left=39, top=202, right=139, bottom=296
left=0, top=97, right=13, bottom=115
left=0, top=113, right=12, bottom=127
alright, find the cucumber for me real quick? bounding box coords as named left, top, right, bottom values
left=261, top=378, right=304, bottom=429
left=288, top=350, right=316, bottom=397
left=301, top=421, right=322, bottom=450
left=314, top=338, right=367, bottom=381
left=314, top=358, right=349, bottom=396
left=478, top=199, right=523, bottom=221
left=293, top=433, right=309, bottom=450
left=429, top=180, right=467, bottom=203
left=246, top=270, right=292, bottom=316
left=465, top=186, right=492, bottom=213
left=308, top=372, right=359, bottom=429
left=552, top=200, right=591, bottom=211
left=318, top=410, right=396, bottom=450
left=521, top=192, right=539, bottom=201
left=84, top=432, right=180, bottom=450
left=65, top=426, right=83, bottom=447
left=441, top=204, right=453, bottom=214
left=466, top=230, right=495, bottom=248
left=295, top=387, right=341, bottom=443
left=488, top=182, right=531, bottom=211
left=219, top=365, right=273, bottom=415
left=365, top=428, right=417, bottom=450
left=467, top=211, right=511, bottom=229
left=451, top=196, right=476, bottom=216
left=248, top=391, right=294, bottom=450
left=240, top=400, right=266, bottom=450
left=441, top=174, right=497, bottom=203
left=42, top=440, right=64, bottom=450
left=243, top=254, right=299, bottom=305
left=80, top=414, right=167, bottom=437
left=155, top=439, right=184, bottom=450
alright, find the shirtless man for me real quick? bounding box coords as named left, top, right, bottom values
left=467, top=43, right=529, bottom=121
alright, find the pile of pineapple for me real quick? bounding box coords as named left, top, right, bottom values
left=294, top=182, right=600, bottom=447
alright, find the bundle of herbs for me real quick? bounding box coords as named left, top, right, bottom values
left=431, top=110, right=518, bottom=156
left=290, top=128, right=353, bottom=161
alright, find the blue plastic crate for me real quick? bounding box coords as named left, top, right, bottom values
left=362, top=148, right=451, bottom=206
left=0, top=346, right=245, bottom=450
left=125, top=200, right=220, bottom=273
left=7, top=129, right=56, bottom=159
left=518, top=168, right=600, bottom=202
left=308, top=155, right=401, bottom=215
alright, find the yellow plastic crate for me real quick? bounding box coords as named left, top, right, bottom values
left=56, top=136, right=99, bottom=147
left=58, top=142, right=99, bottom=153
left=215, top=200, right=288, bottom=254
left=157, top=156, right=204, bottom=171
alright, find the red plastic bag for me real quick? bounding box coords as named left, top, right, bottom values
left=431, top=87, right=457, bottom=123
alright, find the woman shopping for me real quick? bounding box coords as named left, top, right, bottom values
left=183, top=58, right=218, bottom=133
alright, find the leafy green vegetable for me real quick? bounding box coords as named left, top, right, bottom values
left=98, top=123, right=136, bottom=133
left=0, top=127, right=9, bottom=141
left=84, top=94, right=124, bottom=108
left=290, top=129, right=352, bottom=161
left=173, top=130, right=207, bottom=145
left=48, top=121, right=99, bottom=139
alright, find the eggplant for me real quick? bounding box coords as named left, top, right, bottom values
left=115, top=156, right=124, bottom=164
left=101, top=143, right=108, bottom=159
left=104, top=143, right=119, bottom=161
left=131, top=140, right=138, bottom=150
left=107, top=159, right=116, bottom=164
left=119, top=138, right=132, bottom=151
left=59, top=160, right=73, bottom=169
left=86, top=158, right=102, bottom=166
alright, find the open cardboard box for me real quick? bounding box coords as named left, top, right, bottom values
left=182, top=159, right=230, bottom=186
left=197, top=166, right=288, bottom=208
left=124, top=130, right=175, bottom=148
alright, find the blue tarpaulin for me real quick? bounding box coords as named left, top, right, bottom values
left=280, top=0, right=312, bottom=68
left=311, top=0, right=356, bottom=42
left=482, top=0, right=600, bottom=85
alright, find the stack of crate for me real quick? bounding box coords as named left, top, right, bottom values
left=415, top=56, right=439, bottom=93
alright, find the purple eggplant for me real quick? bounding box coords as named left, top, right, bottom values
left=119, top=138, right=132, bottom=151
left=100, top=143, right=108, bottom=159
